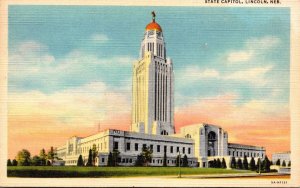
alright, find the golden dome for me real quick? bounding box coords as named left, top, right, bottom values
left=146, top=20, right=162, bottom=32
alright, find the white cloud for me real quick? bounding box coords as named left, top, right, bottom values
left=90, top=33, right=109, bottom=43
left=8, top=81, right=131, bottom=128
left=224, top=65, right=273, bottom=86
left=245, top=36, right=280, bottom=50
left=227, top=50, right=253, bottom=63
left=226, top=35, right=280, bottom=64
left=177, top=64, right=272, bottom=86
left=178, top=66, right=220, bottom=81
left=9, top=40, right=134, bottom=91
left=9, top=41, right=55, bottom=74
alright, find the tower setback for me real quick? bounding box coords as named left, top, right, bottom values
left=131, top=12, right=175, bottom=135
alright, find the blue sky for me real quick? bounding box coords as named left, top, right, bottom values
left=8, top=6, right=291, bottom=158
left=8, top=6, right=290, bottom=108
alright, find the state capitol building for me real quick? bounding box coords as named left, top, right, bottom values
left=56, top=13, right=266, bottom=168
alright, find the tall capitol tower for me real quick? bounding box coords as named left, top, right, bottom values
left=131, top=12, right=175, bottom=135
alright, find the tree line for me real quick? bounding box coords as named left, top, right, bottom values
left=208, top=158, right=227, bottom=168
left=230, top=155, right=272, bottom=172
left=7, top=147, right=60, bottom=166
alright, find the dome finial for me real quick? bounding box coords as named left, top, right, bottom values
left=151, top=11, right=156, bottom=22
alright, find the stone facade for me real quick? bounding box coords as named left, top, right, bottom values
left=131, top=16, right=174, bottom=136
left=57, top=129, right=198, bottom=167
left=57, top=124, right=265, bottom=167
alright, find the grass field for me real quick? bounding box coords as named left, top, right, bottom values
left=7, top=166, right=252, bottom=178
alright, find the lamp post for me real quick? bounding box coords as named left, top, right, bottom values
left=178, top=151, right=181, bottom=178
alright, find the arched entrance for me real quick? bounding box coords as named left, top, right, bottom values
left=207, top=131, right=217, bottom=156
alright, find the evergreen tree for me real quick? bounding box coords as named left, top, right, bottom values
left=213, top=159, right=217, bottom=168
left=135, top=154, right=144, bottom=166
left=282, top=160, right=286, bottom=167
left=77, top=155, right=84, bottom=166
left=276, top=159, right=281, bottom=166
left=237, top=158, right=243, bottom=169
left=141, top=147, right=152, bottom=166
left=249, top=157, right=256, bottom=171
left=176, top=155, right=181, bottom=167
left=256, top=158, right=261, bottom=173
left=163, top=150, right=167, bottom=167
left=112, top=149, right=120, bottom=167
left=92, top=144, right=98, bottom=166
left=86, top=149, right=93, bottom=166
left=221, top=158, right=227, bottom=169
left=216, top=158, right=221, bottom=168
left=231, top=157, right=236, bottom=169
left=12, top=159, right=18, bottom=166
left=39, top=148, right=47, bottom=166
left=107, top=152, right=113, bottom=166
left=262, top=156, right=271, bottom=172
left=7, top=159, right=12, bottom=166
left=243, top=155, right=249, bottom=170
left=288, top=161, right=291, bottom=167
left=183, top=155, right=188, bottom=167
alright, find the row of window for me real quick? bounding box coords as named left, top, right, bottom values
left=78, top=142, right=107, bottom=154
left=114, top=142, right=191, bottom=155
left=135, top=75, right=145, bottom=122
left=154, top=62, right=168, bottom=122
left=147, top=42, right=154, bottom=54
left=229, top=150, right=264, bottom=158
left=100, top=157, right=195, bottom=165
left=155, top=61, right=169, bottom=73
left=157, top=43, right=164, bottom=58
left=66, top=160, right=78, bottom=164
left=146, top=42, right=165, bottom=59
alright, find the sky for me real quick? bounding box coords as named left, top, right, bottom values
left=8, top=6, right=290, bottom=159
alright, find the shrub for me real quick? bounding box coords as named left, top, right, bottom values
left=243, top=155, right=249, bottom=170
left=230, top=157, right=236, bottom=169
left=12, top=159, right=18, bottom=166
left=182, top=155, right=188, bottom=167
left=163, top=151, right=167, bottom=167
left=249, top=157, right=256, bottom=171
left=86, top=149, right=93, bottom=166
left=262, top=156, right=271, bottom=172
left=216, top=158, right=222, bottom=168
left=77, top=155, right=84, bottom=166
left=221, top=158, right=226, bottom=169
left=135, top=154, right=144, bottom=166
left=107, top=152, right=113, bottom=167
left=7, top=159, right=12, bottom=166
left=237, top=158, right=243, bottom=169
left=282, top=160, right=286, bottom=167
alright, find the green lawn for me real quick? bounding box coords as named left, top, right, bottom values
left=7, top=166, right=252, bottom=178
